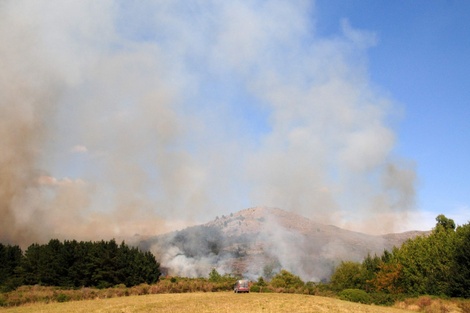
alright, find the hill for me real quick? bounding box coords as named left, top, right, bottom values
left=139, top=207, right=428, bottom=282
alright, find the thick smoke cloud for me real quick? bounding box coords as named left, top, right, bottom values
left=1, top=1, right=415, bottom=246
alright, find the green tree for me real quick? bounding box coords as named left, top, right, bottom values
left=330, top=261, right=365, bottom=291
left=91, top=240, right=119, bottom=288
left=375, top=215, right=456, bottom=296
left=19, top=239, right=160, bottom=289
left=43, top=239, right=68, bottom=286
left=0, top=243, right=23, bottom=291
left=435, top=214, right=456, bottom=231
left=270, top=270, right=304, bottom=289
left=402, top=216, right=455, bottom=295
left=21, top=243, right=43, bottom=285
left=208, top=268, right=222, bottom=282
left=450, top=222, right=470, bottom=297
left=361, top=253, right=382, bottom=291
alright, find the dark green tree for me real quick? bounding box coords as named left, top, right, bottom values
left=0, top=243, right=23, bottom=291
left=90, top=240, right=119, bottom=288
left=18, top=239, right=160, bottom=289
left=21, top=243, right=43, bottom=285
left=450, top=222, right=470, bottom=297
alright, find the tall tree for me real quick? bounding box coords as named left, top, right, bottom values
left=435, top=214, right=456, bottom=231
left=330, top=261, right=365, bottom=291
left=450, top=222, right=470, bottom=297
left=0, top=243, right=23, bottom=291
left=375, top=215, right=456, bottom=296
left=19, top=239, right=160, bottom=288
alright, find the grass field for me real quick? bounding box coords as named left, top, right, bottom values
left=0, top=292, right=414, bottom=313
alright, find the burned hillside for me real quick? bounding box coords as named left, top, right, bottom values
left=138, top=207, right=427, bottom=281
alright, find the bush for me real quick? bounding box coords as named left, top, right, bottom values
left=270, top=270, right=304, bottom=289
left=304, top=281, right=316, bottom=295
left=338, top=289, right=371, bottom=304
left=330, top=261, right=365, bottom=291
left=369, top=292, right=402, bottom=306
left=56, top=293, right=70, bottom=303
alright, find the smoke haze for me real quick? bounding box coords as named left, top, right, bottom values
left=1, top=1, right=416, bottom=247
left=147, top=207, right=412, bottom=282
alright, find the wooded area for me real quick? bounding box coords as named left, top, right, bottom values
left=330, top=215, right=470, bottom=298
left=0, top=239, right=160, bottom=291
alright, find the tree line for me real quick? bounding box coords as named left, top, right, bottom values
left=0, top=239, right=160, bottom=291
left=330, top=215, right=470, bottom=298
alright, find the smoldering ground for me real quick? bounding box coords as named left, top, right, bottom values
left=1, top=0, right=415, bottom=277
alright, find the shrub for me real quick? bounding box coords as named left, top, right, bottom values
left=369, top=292, right=401, bottom=306
left=304, top=281, right=316, bottom=295
left=56, top=293, right=70, bottom=303
left=338, top=289, right=371, bottom=304
left=270, top=270, right=304, bottom=289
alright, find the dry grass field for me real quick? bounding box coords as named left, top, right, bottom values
left=0, top=292, right=415, bottom=313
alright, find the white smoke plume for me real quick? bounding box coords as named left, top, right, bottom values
left=1, top=1, right=415, bottom=250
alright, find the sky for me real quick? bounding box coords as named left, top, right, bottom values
left=315, top=0, right=470, bottom=228
left=1, top=1, right=469, bottom=246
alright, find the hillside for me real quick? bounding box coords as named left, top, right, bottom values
left=139, top=207, right=428, bottom=282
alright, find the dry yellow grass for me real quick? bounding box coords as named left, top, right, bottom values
left=0, top=292, right=414, bottom=313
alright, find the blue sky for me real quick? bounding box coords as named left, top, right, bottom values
left=2, top=1, right=470, bottom=244
left=316, top=0, right=470, bottom=227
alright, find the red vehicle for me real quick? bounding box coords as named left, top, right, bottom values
left=234, top=279, right=250, bottom=293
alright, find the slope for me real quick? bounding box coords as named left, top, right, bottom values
left=139, top=207, right=427, bottom=282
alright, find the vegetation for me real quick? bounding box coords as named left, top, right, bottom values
left=338, top=289, right=371, bottom=304
left=0, top=292, right=417, bottom=313
left=1, top=213, right=470, bottom=310
left=0, top=239, right=160, bottom=292
left=330, top=261, right=365, bottom=291
left=270, top=270, right=304, bottom=290
left=329, top=214, right=470, bottom=300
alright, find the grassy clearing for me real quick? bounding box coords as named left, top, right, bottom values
left=0, top=292, right=414, bottom=313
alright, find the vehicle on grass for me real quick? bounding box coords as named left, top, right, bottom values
left=234, top=279, right=250, bottom=293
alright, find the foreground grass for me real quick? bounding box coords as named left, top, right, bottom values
left=0, top=292, right=414, bottom=313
